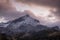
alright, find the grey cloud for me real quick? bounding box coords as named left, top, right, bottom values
left=0, top=0, right=25, bottom=21
left=0, top=0, right=16, bottom=14
left=17, top=0, right=60, bottom=8
left=50, top=8, right=60, bottom=19
left=17, top=0, right=60, bottom=19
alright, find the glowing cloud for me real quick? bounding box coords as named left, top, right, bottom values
left=12, top=0, right=50, bottom=17
left=0, top=17, right=8, bottom=23
left=11, top=0, right=58, bottom=23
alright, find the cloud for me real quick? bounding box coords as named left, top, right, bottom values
left=0, top=1, right=25, bottom=21
left=0, top=2, right=35, bottom=21
left=17, top=0, right=60, bottom=19
left=17, top=0, right=60, bottom=8
left=0, top=0, right=60, bottom=27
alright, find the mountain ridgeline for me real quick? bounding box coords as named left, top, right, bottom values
left=0, top=14, right=60, bottom=40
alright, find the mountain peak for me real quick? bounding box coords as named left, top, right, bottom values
left=0, top=14, right=60, bottom=37
left=11, top=14, right=39, bottom=23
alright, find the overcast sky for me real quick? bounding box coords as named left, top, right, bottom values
left=0, top=0, right=60, bottom=27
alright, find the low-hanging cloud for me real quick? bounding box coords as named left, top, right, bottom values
left=17, top=0, right=60, bottom=19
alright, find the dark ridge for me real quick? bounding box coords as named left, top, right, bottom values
left=11, top=14, right=30, bottom=23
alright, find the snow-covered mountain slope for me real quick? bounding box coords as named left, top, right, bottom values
left=0, top=14, right=48, bottom=35
left=6, top=14, right=48, bottom=33
left=0, top=23, right=9, bottom=27
left=0, top=14, right=59, bottom=36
